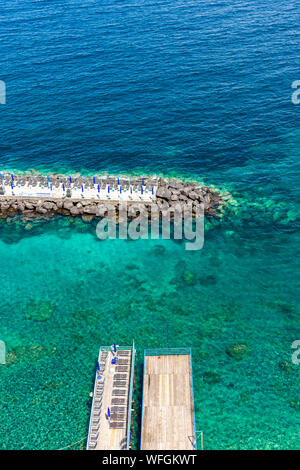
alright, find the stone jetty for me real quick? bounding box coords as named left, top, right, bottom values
left=0, top=172, right=223, bottom=220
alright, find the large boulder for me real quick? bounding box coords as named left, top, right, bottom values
left=36, top=206, right=47, bottom=214
left=170, top=189, right=180, bottom=195
left=70, top=206, right=80, bottom=216
left=168, top=181, right=183, bottom=191
left=24, top=201, right=35, bottom=210
left=181, top=185, right=195, bottom=196
left=43, top=201, right=55, bottom=210
left=187, top=191, right=198, bottom=200
left=156, top=187, right=172, bottom=200
left=63, top=201, right=74, bottom=210
left=157, top=199, right=169, bottom=210
left=17, top=202, right=25, bottom=211
left=83, top=205, right=97, bottom=214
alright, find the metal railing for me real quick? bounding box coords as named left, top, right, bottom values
left=126, top=341, right=136, bottom=449
left=189, top=349, right=197, bottom=450
left=86, top=346, right=103, bottom=450
left=99, top=344, right=135, bottom=352
left=144, top=347, right=192, bottom=357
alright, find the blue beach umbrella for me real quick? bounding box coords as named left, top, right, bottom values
left=113, top=344, right=117, bottom=353
left=97, top=184, right=100, bottom=193
left=107, top=407, right=110, bottom=418
left=97, top=375, right=102, bottom=380
left=111, top=357, right=117, bottom=365
left=108, top=185, right=110, bottom=193
left=47, top=175, right=49, bottom=183
left=152, top=187, right=154, bottom=195
left=11, top=174, right=14, bottom=181
left=62, top=184, right=65, bottom=191
left=120, top=186, right=122, bottom=194
left=93, top=176, right=96, bottom=184
left=69, top=176, right=72, bottom=183
left=141, top=186, right=143, bottom=195
left=81, top=185, right=84, bottom=192
left=118, top=177, right=120, bottom=185
left=130, top=187, right=132, bottom=194
left=96, top=360, right=100, bottom=372
left=142, top=178, right=144, bottom=186
left=11, top=182, right=13, bottom=189
left=50, top=184, right=52, bottom=191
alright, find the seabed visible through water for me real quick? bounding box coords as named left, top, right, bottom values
left=0, top=194, right=299, bottom=449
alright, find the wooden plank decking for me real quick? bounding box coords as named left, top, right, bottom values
left=141, top=353, right=195, bottom=450
left=87, top=346, right=134, bottom=450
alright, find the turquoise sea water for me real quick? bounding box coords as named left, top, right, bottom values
left=0, top=0, right=299, bottom=450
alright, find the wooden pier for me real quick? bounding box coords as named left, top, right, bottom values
left=86, top=343, right=136, bottom=450
left=140, top=348, right=196, bottom=450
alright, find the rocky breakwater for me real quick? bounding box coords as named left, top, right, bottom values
left=0, top=198, right=108, bottom=220
left=0, top=178, right=224, bottom=220
left=155, top=179, right=223, bottom=218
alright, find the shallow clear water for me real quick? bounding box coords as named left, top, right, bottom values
left=0, top=0, right=299, bottom=450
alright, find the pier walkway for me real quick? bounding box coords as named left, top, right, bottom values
left=0, top=173, right=158, bottom=203
left=87, top=343, right=136, bottom=450
left=140, top=348, right=196, bottom=450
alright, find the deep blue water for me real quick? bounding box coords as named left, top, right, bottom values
left=1, top=0, right=299, bottom=179
left=0, top=0, right=299, bottom=450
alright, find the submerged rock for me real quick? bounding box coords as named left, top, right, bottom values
left=82, top=214, right=94, bottom=223
left=182, top=270, right=195, bottom=285
left=42, top=381, right=63, bottom=391
left=226, top=343, right=251, bottom=361
left=156, top=187, right=172, bottom=200
left=5, top=350, right=18, bottom=365
left=25, top=300, right=56, bottom=321
left=203, top=371, right=221, bottom=385
left=288, top=399, right=300, bottom=411
left=153, top=244, right=166, bottom=256
left=198, top=274, right=217, bottom=286
left=5, top=344, right=49, bottom=364
left=279, top=360, right=295, bottom=373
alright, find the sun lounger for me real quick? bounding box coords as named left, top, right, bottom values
left=112, top=389, right=126, bottom=396
left=113, top=380, right=127, bottom=388
left=115, top=366, right=129, bottom=372
left=114, top=374, right=127, bottom=380
left=118, top=359, right=129, bottom=365
left=111, top=413, right=126, bottom=420
left=109, top=422, right=125, bottom=429
left=111, top=398, right=126, bottom=405
left=111, top=406, right=126, bottom=413
left=117, top=350, right=130, bottom=356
